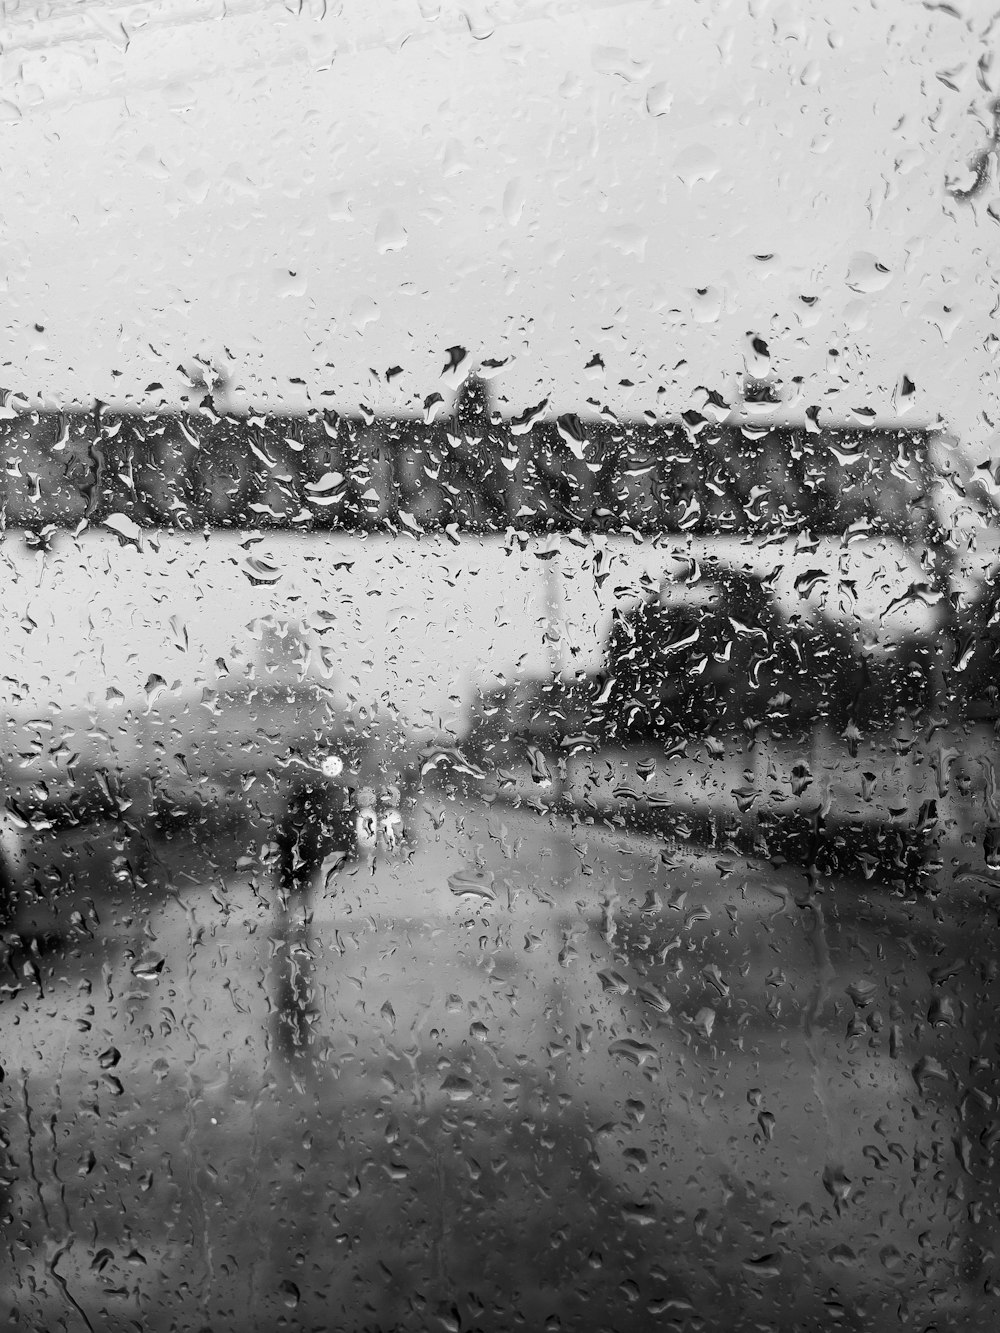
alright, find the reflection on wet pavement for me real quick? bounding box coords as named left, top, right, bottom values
left=2, top=790, right=997, bottom=1330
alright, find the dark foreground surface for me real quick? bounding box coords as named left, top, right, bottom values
left=2, top=789, right=999, bottom=1332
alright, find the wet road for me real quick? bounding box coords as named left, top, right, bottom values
left=1, top=792, right=998, bottom=1331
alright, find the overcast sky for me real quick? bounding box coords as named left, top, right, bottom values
left=0, top=0, right=998, bottom=451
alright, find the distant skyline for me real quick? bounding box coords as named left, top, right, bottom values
left=0, top=0, right=997, bottom=455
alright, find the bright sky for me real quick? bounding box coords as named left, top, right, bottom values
left=0, top=0, right=997, bottom=451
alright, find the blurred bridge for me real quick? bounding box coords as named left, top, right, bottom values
left=0, top=378, right=943, bottom=542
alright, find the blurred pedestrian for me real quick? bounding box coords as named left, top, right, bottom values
left=271, top=748, right=355, bottom=1068
left=274, top=749, right=354, bottom=907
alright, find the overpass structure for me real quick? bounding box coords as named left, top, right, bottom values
left=1, top=385, right=995, bottom=890
left=2, top=379, right=985, bottom=731
left=0, top=379, right=942, bottom=543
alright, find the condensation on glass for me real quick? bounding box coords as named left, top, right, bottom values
left=1, top=2, right=999, bottom=1330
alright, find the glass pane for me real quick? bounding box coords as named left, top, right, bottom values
left=2, top=3, right=999, bottom=1329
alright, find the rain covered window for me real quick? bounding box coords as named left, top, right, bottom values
left=2, top=2, right=1000, bottom=1329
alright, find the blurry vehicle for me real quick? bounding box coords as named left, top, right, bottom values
left=272, top=759, right=413, bottom=905
left=0, top=655, right=418, bottom=941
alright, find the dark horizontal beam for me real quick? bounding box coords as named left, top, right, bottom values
left=0, top=401, right=938, bottom=538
